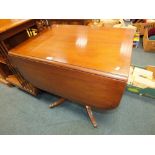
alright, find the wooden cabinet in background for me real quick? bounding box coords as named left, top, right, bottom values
left=0, top=19, right=39, bottom=95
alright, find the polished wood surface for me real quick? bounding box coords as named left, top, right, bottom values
left=86, top=105, right=97, bottom=128
left=49, top=98, right=65, bottom=108
left=9, top=57, right=126, bottom=109
left=10, top=25, right=134, bottom=79
left=0, top=19, right=31, bottom=33
left=9, top=25, right=134, bottom=109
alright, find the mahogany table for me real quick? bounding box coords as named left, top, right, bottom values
left=9, top=25, right=134, bottom=127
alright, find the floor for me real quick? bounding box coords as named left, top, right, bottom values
left=0, top=41, right=155, bottom=135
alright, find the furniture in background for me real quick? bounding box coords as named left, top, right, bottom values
left=127, top=65, right=155, bottom=98
left=143, top=28, right=155, bottom=52
left=132, top=20, right=155, bottom=35
left=47, top=19, right=91, bottom=26
left=0, top=19, right=39, bottom=95
left=9, top=25, right=134, bottom=127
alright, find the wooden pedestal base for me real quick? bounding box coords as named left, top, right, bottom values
left=49, top=98, right=65, bottom=108
left=85, top=105, right=97, bottom=128
left=49, top=98, right=98, bottom=128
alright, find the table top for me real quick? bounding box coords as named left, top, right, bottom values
left=10, top=25, right=134, bottom=79
left=0, top=19, right=31, bottom=33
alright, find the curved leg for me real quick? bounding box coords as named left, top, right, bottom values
left=49, top=98, right=65, bottom=108
left=86, top=105, right=97, bottom=128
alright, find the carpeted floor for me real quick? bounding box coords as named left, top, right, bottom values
left=0, top=41, right=155, bottom=135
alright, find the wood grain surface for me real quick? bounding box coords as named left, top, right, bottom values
left=10, top=25, right=134, bottom=78
left=9, top=25, right=134, bottom=109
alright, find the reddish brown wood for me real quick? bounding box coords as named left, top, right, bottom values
left=9, top=25, right=134, bottom=109
left=0, top=19, right=38, bottom=95
left=47, top=19, right=91, bottom=26
left=10, top=25, right=134, bottom=78
left=0, top=63, right=11, bottom=78
left=49, top=98, right=65, bottom=108
left=6, top=75, right=38, bottom=95
left=0, top=19, right=35, bottom=41
left=4, top=30, right=29, bottom=50
left=9, top=56, right=126, bottom=109
left=86, top=105, right=97, bottom=128
left=0, top=76, right=13, bottom=86
left=0, top=19, right=32, bottom=33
